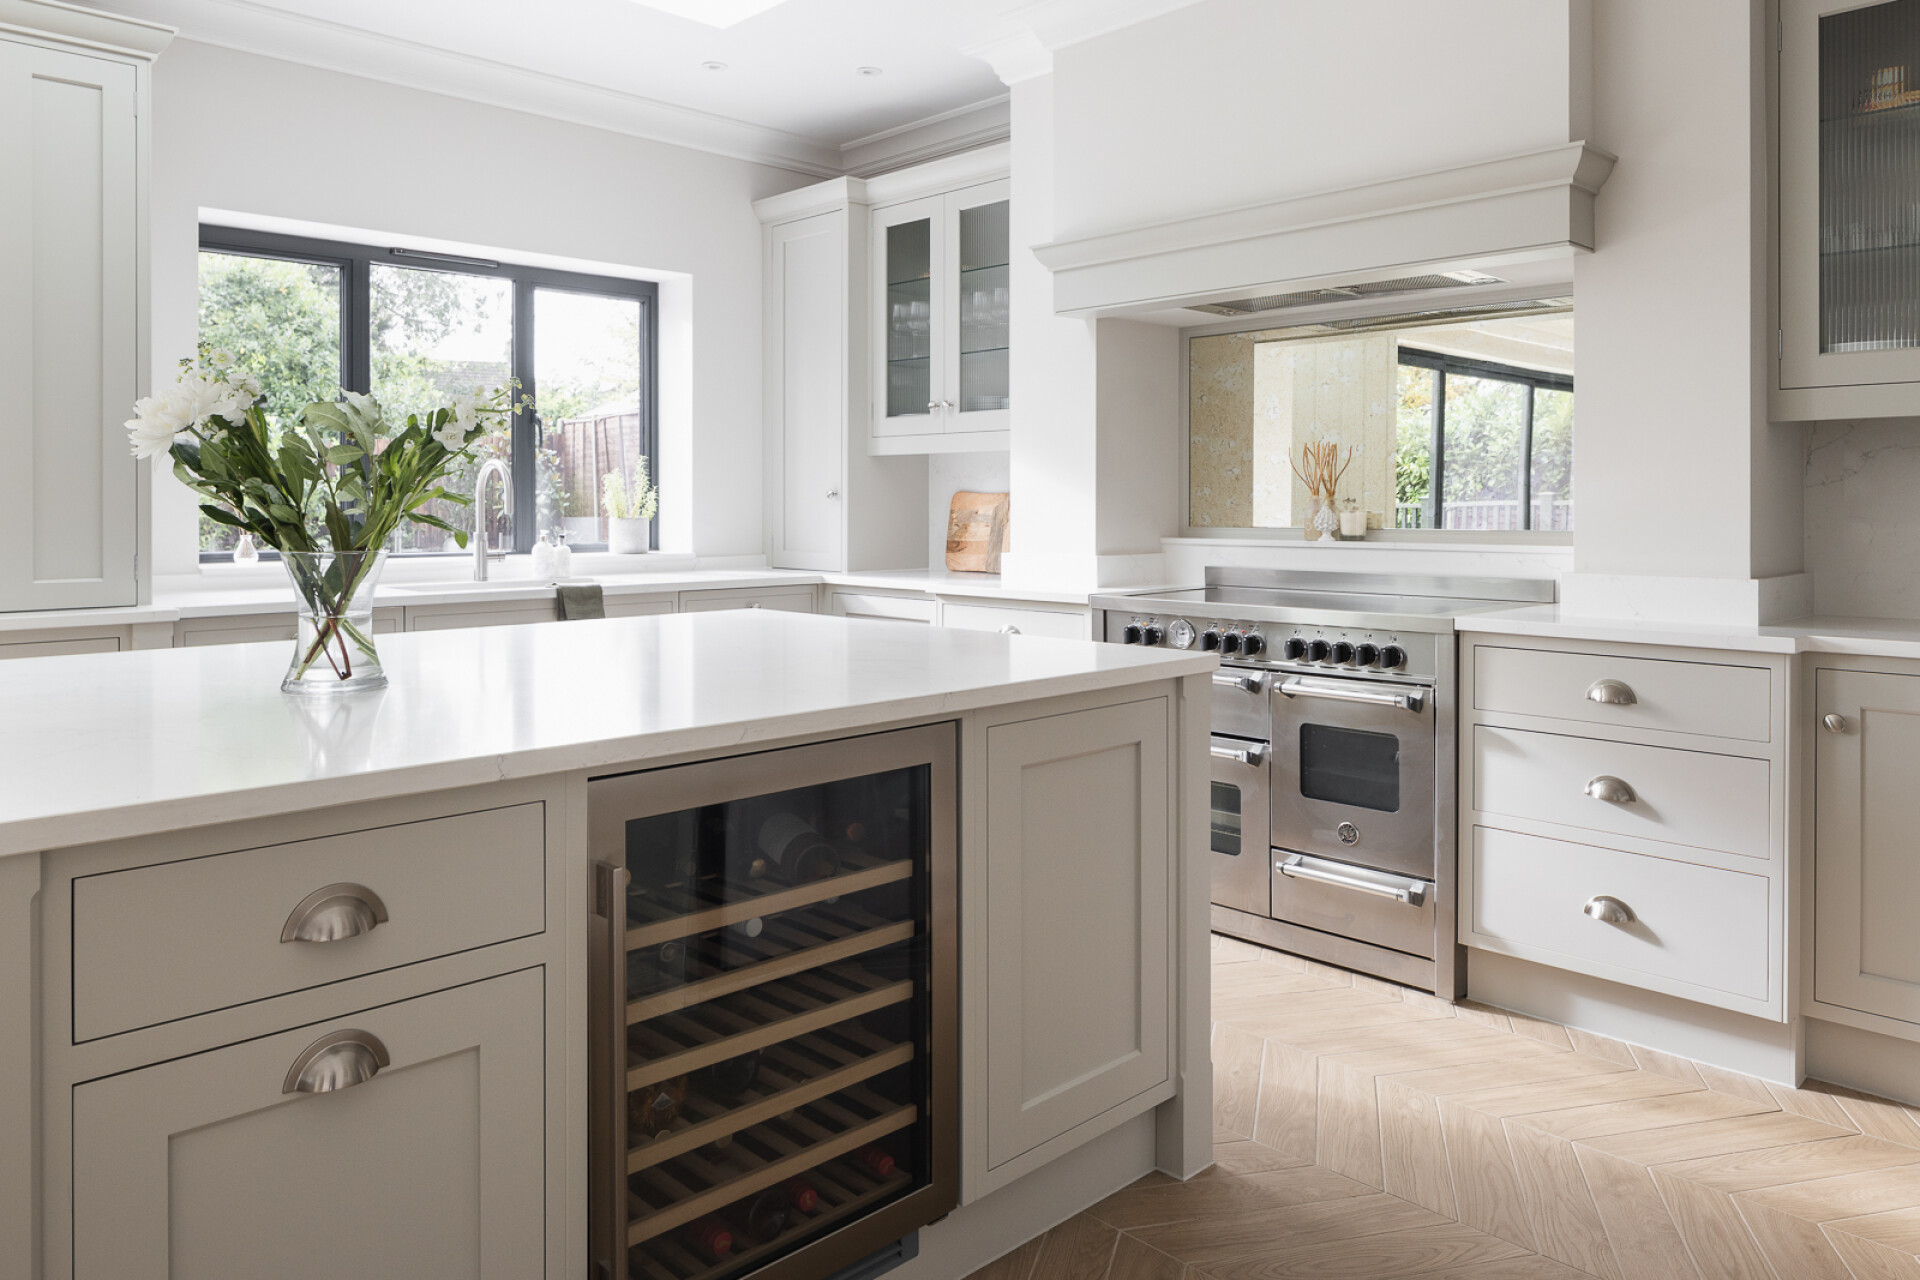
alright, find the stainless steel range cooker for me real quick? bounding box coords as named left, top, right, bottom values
left=1091, top=569, right=1553, bottom=996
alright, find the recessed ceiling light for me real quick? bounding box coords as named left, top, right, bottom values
left=857, top=66, right=883, bottom=77
left=702, top=60, right=728, bottom=71
left=627, top=0, right=790, bottom=28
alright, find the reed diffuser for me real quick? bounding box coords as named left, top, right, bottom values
left=1289, top=441, right=1353, bottom=541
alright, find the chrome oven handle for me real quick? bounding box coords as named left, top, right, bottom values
left=1277, top=854, right=1428, bottom=906
left=1278, top=675, right=1427, bottom=712
left=1210, top=740, right=1268, bottom=766
left=1212, top=670, right=1268, bottom=694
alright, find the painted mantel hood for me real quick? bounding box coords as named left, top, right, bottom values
left=1032, top=142, right=1615, bottom=319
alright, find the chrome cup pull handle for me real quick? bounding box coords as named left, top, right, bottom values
left=1823, top=713, right=1851, bottom=734
left=1583, top=895, right=1635, bottom=925
left=1586, top=679, right=1638, bottom=706
left=281, top=882, right=389, bottom=944
left=283, top=1029, right=390, bottom=1095
left=1585, top=775, right=1638, bottom=804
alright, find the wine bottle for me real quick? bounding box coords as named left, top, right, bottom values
left=728, top=1188, right=790, bottom=1244
left=781, top=1176, right=820, bottom=1213
left=628, top=1076, right=687, bottom=1139
left=851, top=1145, right=895, bottom=1178
left=697, top=1049, right=763, bottom=1101
left=682, top=1216, right=733, bottom=1261
left=754, top=813, right=841, bottom=884
left=626, top=938, right=687, bottom=994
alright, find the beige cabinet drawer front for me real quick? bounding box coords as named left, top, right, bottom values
left=1474, top=645, right=1772, bottom=742
left=72, top=804, right=546, bottom=1041
left=941, top=602, right=1088, bottom=640
left=1470, top=826, right=1771, bottom=1000
left=1473, top=726, right=1771, bottom=859
left=830, top=591, right=937, bottom=623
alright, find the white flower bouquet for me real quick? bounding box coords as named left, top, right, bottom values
left=129, top=354, right=525, bottom=690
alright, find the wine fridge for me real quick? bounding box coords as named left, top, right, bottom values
left=588, top=725, right=957, bottom=1280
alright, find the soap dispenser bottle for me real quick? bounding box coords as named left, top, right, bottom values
left=531, top=531, right=556, bottom=581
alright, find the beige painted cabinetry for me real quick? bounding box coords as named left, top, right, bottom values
left=1460, top=635, right=1791, bottom=1020
left=0, top=2, right=168, bottom=611
left=964, top=692, right=1177, bottom=1200
left=1811, top=665, right=1920, bottom=1035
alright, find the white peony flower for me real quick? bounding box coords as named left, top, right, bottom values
left=431, top=413, right=467, bottom=450
left=126, top=395, right=184, bottom=459
left=205, top=348, right=235, bottom=371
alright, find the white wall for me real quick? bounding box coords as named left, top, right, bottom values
left=926, top=452, right=1010, bottom=570
left=1094, top=319, right=1182, bottom=557
left=1047, top=0, right=1590, bottom=242
left=147, top=39, right=810, bottom=573
left=1805, top=420, right=1920, bottom=618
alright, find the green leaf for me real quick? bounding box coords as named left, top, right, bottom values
left=199, top=504, right=248, bottom=528
left=325, top=444, right=365, bottom=466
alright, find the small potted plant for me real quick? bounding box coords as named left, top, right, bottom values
left=602, top=461, right=658, bottom=554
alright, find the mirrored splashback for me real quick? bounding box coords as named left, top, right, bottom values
left=1188, top=302, right=1575, bottom=535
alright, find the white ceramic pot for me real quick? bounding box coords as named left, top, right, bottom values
left=608, top=518, right=650, bottom=555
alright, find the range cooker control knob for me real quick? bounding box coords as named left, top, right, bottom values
left=1142, top=624, right=1164, bottom=646
left=1242, top=632, right=1266, bottom=657
left=1307, top=639, right=1332, bottom=664
left=1200, top=629, right=1220, bottom=652
left=1331, top=641, right=1355, bottom=665
left=1355, top=642, right=1380, bottom=667
left=1281, top=637, right=1308, bottom=662
left=1219, top=632, right=1242, bottom=655
left=1380, top=644, right=1407, bottom=670
left=1122, top=623, right=1142, bottom=645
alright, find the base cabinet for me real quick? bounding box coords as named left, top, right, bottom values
left=968, top=695, right=1174, bottom=1197
left=71, top=967, right=546, bottom=1280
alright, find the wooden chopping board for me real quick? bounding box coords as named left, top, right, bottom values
left=945, top=491, right=1010, bottom=573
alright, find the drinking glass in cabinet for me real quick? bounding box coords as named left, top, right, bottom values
left=886, top=220, right=932, bottom=418
left=1819, top=0, right=1920, bottom=353
left=957, top=200, right=1010, bottom=414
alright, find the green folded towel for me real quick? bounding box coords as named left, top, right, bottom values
left=556, top=583, right=605, bottom=621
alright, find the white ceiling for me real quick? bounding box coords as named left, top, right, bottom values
left=91, top=0, right=1024, bottom=168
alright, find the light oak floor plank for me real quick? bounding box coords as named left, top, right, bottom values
left=1508, top=1089, right=1774, bottom=1144
left=1123, top=1193, right=1451, bottom=1269
left=966, top=1234, right=1047, bottom=1280
left=1084, top=1164, right=1377, bottom=1231
left=1650, top=1167, right=1784, bottom=1280
left=1201, top=1222, right=1531, bottom=1280
left=1581, top=1112, right=1852, bottom=1168
left=1575, top=1146, right=1703, bottom=1280
left=1028, top=1213, right=1119, bottom=1280
left=1503, top=1120, right=1623, bottom=1279
left=1211, top=1022, right=1265, bottom=1141
left=1103, top=1234, right=1188, bottom=1280
left=1660, top=1136, right=1920, bottom=1193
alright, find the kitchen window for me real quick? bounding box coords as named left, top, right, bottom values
left=195, top=227, right=658, bottom=560
left=1394, top=349, right=1573, bottom=533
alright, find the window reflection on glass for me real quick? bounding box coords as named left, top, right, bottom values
left=194, top=251, right=343, bottom=551
left=956, top=200, right=1009, bottom=414
left=885, top=219, right=932, bottom=419
left=1211, top=780, right=1244, bottom=857
left=369, top=265, right=514, bottom=553
left=1440, top=371, right=1527, bottom=529
left=533, top=289, right=645, bottom=548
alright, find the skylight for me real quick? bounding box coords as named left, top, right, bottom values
left=625, top=0, right=792, bottom=27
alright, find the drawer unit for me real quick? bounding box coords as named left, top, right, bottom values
left=1472, top=725, right=1771, bottom=860
left=678, top=585, right=818, bottom=613
left=830, top=590, right=938, bottom=623
left=1470, top=826, right=1771, bottom=1004
left=940, top=601, right=1088, bottom=640
left=1474, top=644, right=1773, bottom=742
left=0, top=633, right=119, bottom=659
left=71, top=804, right=546, bottom=1041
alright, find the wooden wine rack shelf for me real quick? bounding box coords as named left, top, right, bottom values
left=626, top=850, right=914, bottom=951
left=628, top=1083, right=917, bottom=1247
left=629, top=1158, right=913, bottom=1280
left=627, top=901, right=914, bottom=1024
left=631, top=1024, right=914, bottom=1172
left=628, top=961, right=912, bottom=1091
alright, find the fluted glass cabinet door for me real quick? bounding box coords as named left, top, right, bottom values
left=1782, top=0, right=1920, bottom=406
left=949, top=184, right=1011, bottom=434
left=873, top=196, right=941, bottom=438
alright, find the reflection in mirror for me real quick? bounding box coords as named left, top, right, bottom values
left=1188, top=302, right=1574, bottom=534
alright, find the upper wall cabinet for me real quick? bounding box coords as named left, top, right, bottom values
left=1779, top=0, right=1920, bottom=420
left=0, top=1, right=169, bottom=610
left=872, top=177, right=1011, bottom=452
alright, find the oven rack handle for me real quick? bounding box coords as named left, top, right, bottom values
left=1277, top=674, right=1427, bottom=712
left=1209, top=739, right=1268, bottom=766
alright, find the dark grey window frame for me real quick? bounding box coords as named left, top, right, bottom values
left=197, top=225, right=660, bottom=562
left=1397, top=347, right=1573, bottom=532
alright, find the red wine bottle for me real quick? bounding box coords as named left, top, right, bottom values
left=781, top=1176, right=820, bottom=1213
left=852, top=1145, right=895, bottom=1178
left=682, top=1216, right=733, bottom=1261
left=729, top=1188, right=790, bottom=1244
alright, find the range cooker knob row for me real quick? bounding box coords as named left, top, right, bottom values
left=1281, top=637, right=1308, bottom=662
left=1122, top=623, right=1143, bottom=645
left=1330, top=641, right=1355, bottom=665
left=1354, top=642, right=1380, bottom=667
left=1380, top=644, right=1407, bottom=670
left=1142, top=624, right=1164, bottom=646
left=1200, top=630, right=1220, bottom=651
left=1219, top=632, right=1241, bottom=655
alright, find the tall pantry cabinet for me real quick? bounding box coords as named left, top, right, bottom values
left=0, top=0, right=167, bottom=610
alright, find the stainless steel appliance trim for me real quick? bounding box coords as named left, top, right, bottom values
left=589, top=859, right=629, bottom=1280
left=1279, top=674, right=1428, bottom=712
left=1213, top=670, right=1269, bottom=693
left=1210, top=738, right=1268, bottom=766
left=1212, top=904, right=1437, bottom=990
left=1277, top=853, right=1430, bottom=905
left=1210, top=734, right=1273, bottom=916
left=1203, top=566, right=1557, bottom=604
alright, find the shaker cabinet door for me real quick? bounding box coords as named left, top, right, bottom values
left=71, top=968, right=547, bottom=1280
left=0, top=40, right=140, bottom=610
left=768, top=210, right=849, bottom=570
left=980, top=698, right=1173, bottom=1174
left=1814, top=669, right=1920, bottom=1026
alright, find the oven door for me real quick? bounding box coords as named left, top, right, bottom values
left=1209, top=734, right=1271, bottom=915
left=1270, top=673, right=1437, bottom=877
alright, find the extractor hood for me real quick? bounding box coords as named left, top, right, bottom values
left=1032, top=141, right=1615, bottom=320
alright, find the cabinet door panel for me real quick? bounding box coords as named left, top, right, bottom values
left=945, top=181, right=1011, bottom=434
left=871, top=196, right=944, bottom=439
left=1815, top=668, right=1920, bottom=1022
left=0, top=42, right=138, bottom=609
left=984, top=699, right=1171, bottom=1169
left=769, top=212, right=847, bottom=569
left=72, top=968, right=545, bottom=1280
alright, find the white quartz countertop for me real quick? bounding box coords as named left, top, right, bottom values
left=1459, top=605, right=1920, bottom=659
left=0, top=611, right=1209, bottom=858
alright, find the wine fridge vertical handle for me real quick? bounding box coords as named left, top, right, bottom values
left=590, top=860, right=630, bottom=1280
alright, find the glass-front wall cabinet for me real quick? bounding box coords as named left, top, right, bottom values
left=872, top=180, right=1011, bottom=451
left=1782, top=0, right=1920, bottom=414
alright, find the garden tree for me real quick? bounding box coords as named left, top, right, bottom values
left=1393, top=361, right=1574, bottom=529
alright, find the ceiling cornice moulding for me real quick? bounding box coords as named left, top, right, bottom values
left=963, top=29, right=1051, bottom=85
left=1001, top=0, right=1204, bottom=51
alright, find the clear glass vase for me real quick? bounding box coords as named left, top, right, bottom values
left=280, top=550, right=388, bottom=695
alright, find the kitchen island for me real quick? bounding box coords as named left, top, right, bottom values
left=0, top=611, right=1214, bottom=1280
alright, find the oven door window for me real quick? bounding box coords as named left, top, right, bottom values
left=1211, top=780, right=1244, bottom=856
left=1298, top=723, right=1401, bottom=812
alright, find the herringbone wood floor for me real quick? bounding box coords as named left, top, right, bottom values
left=963, top=934, right=1920, bottom=1280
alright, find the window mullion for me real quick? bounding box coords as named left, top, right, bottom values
left=511, top=277, right=537, bottom=554
left=1520, top=385, right=1536, bottom=532
left=1429, top=369, right=1445, bottom=532
left=347, top=253, right=372, bottom=395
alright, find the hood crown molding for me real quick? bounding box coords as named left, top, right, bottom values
left=0, top=0, right=173, bottom=57
left=1033, top=141, right=1617, bottom=319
